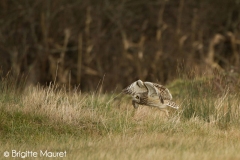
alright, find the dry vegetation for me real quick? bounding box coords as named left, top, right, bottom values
left=1, top=72, right=240, bottom=159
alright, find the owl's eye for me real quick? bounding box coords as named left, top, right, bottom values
left=136, top=95, right=140, bottom=99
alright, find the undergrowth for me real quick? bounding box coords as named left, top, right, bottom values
left=0, top=72, right=240, bottom=159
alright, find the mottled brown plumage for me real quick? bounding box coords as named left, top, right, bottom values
left=123, top=80, right=179, bottom=116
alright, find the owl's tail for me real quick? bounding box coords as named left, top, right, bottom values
left=164, top=100, right=179, bottom=109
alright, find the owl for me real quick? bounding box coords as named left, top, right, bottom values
left=123, top=80, right=179, bottom=116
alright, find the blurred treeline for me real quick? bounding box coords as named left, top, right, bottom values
left=0, top=0, right=240, bottom=91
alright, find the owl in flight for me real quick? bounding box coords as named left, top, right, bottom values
left=123, top=80, right=179, bottom=116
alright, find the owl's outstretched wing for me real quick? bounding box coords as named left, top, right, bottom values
left=151, top=83, right=173, bottom=100
left=123, top=80, right=147, bottom=95
left=143, top=82, right=160, bottom=97
left=143, top=82, right=164, bottom=103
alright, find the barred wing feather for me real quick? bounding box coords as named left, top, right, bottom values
left=164, top=100, right=179, bottom=109
left=151, top=83, right=173, bottom=100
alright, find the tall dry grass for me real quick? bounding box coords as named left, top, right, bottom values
left=0, top=72, right=240, bottom=159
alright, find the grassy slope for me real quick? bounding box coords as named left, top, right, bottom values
left=0, top=76, right=240, bottom=160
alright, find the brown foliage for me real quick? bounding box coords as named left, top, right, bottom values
left=0, top=0, right=239, bottom=91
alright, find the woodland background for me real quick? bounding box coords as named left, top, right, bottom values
left=0, top=0, right=240, bottom=91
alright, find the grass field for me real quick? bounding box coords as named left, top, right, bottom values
left=0, top=74, right=240, bottom=159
